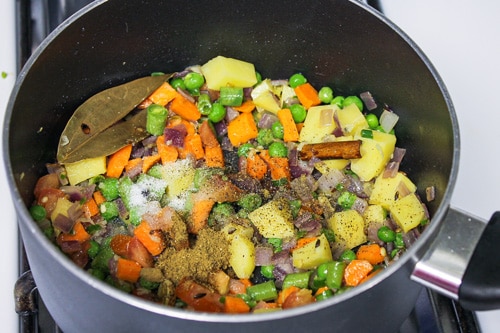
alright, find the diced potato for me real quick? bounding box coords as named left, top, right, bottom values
left=50, top=197, right=74, bottom=222
left=390, top=193, right=426, bottom=233
left=251, top=79, right=281, bottom=113
left=350, top=130, right=396, bottom=181
left=248, top=198, right=294, bottom=238
left=229, top=234, right=256, bottom=279
left=221, top=222, right=254, bottom=242
left=336, top=103, right=368, bottom=136
left=201, top=56, right=257, bottom=90
left=64, top=156, right=106, bottom=185
left=208, top=270, right=231, bottom=295
left=299, top=105, right=340, bottom=143
left=292, top=234, right=333, bottom=270
left=363, top=204, right=386, bottom=225
left=369, top=172, right=417, bottom=209
left=160, top=159, right=196, bottom=200
left=327, top=210, right=367, bottom=249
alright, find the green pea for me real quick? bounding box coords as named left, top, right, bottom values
left=268, top=141, right=288, bottom=158
left=238, top=143, right=254, bottom=157
left=394, top=232, right=405, bottom=249
left=100, top=201, right=119, bottom=221
left=257, top=128, right=274, bottom=147
left=170, top=77, right=186, bottom=90
left=365, top=113, right=379, bottom=129
left=289, top=104, right=307, bottom=123
left=183, top=72, right=205, bottom=90
left=318, top=86, right=334, bottom=104
left=208, top=102, right=226, bottom=123
left=377, top=226, right=396, bottom=243
left=255, top=71, right=262, bottom=85
left=289, top=73, right=307, bottom=88
left=343, top=95, right=364, bottom=111
left=337, top=191, right=357, bottom=210
left=87, top=240, right=100, bottom=259
left=331, top=96, right=345, bottom=108
left=271, top=121, right=284, bottom=139
left=339, top=249, right=356, bottom=262
left=29, top=205, right=46, bottom=222
left=260, top=265, right=275, bottom=279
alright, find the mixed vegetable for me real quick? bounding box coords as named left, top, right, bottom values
left=30, top=56, right=431, bottom=313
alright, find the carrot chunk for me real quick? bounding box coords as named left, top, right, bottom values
left=344, top=259, right=373, bottom=287
left=227, top=112, right=258, bottom=147
left=133, top=221, right=166, bottom=256
left=116, top=257, right=142, bottom=283
left=277, top=108, right=300, bottom=142
left=106, top=144, right=133, bottom=178
left=294, top=83, right=321, bottom=109
left=356, top=244, right=385, bottom=265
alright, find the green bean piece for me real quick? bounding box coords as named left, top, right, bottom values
left=197, top=93, right=212, bottom=115
left=254, top=71, right=262, bottom=85
left=318, top=86, right=334, bottom=104
left=139, top=277, right=160, bottom=290
left=289, top=104, right=307, bottom=123
left=29, top=205, right=46, bottom=222
left=268, top=141, right=288, bottom=158
left=315, top=288, right=334, bottom=301
left=271, top=121, right=284, bottom=139
left=289, top=73, right=307, bottom=88
left=208, top=102, right=226, bottom=123
left=317, top=261, right=334, bottom=280
left=377, top=226, right=396, bottom=243
left=219, top=86, right=244, bottom=106
left=98, top=177, right=120, bottom=201
left=326, top=261, right=346, bottom=289
left=146, top=103, right=168, bottom=136
left=361, top=129, right=373, bottom=139
left=343, top=95, right=364, bottom=111
left=282, top=271, right=312, bottom=290
left=246, top=281, right=278, bottom=302
left=260, top=265, right=275, bottom=279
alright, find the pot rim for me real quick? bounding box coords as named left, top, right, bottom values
left=3, top=0, right=460, bottom=323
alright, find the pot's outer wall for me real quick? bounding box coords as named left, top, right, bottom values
left=7, top=0, right=455, bottom=332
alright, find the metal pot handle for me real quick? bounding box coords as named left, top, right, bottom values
left=411, top=207, right=500, bottom=310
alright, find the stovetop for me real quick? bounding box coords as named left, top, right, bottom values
left=2, top=1, right=500, bottom=332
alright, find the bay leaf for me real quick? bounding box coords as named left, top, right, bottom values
left=57, top=73, right=173, bottom=163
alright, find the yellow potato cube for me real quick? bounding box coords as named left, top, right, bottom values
left=327, top=210, right=367, bottom=249
left=369, top=172, right=417, bottom=209
left=363, top=204, right=387, bottom=225
left=350, top=130, right=396, bottom=181
left=64, top=156, right=106, bottom=185
left=299, top=105, right=340, bottom=143
left=221, top=222, right=254, bottom=242
left=229, top=234, right=256, bottom=279
left=201, top=56, right=257, bottom=90
left=336, top=103, right=368, bottom=136
left=292, top=234, right=333, bottom=270
left=248, top=198, right=295, bottom=238
left=390, top=193, right=426, bottom=233
left=160, top=159, right=196, bottom=200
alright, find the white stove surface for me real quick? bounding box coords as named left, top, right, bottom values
left=0, top=1, right=499, bottom=332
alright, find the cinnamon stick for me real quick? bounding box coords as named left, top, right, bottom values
left=299, top=140, right=362, bottom=160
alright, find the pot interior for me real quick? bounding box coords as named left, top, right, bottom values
left=5, top=0, right=457, bottom=322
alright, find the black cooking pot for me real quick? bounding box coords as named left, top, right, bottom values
left=5, top=0, right=500, bottom=332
